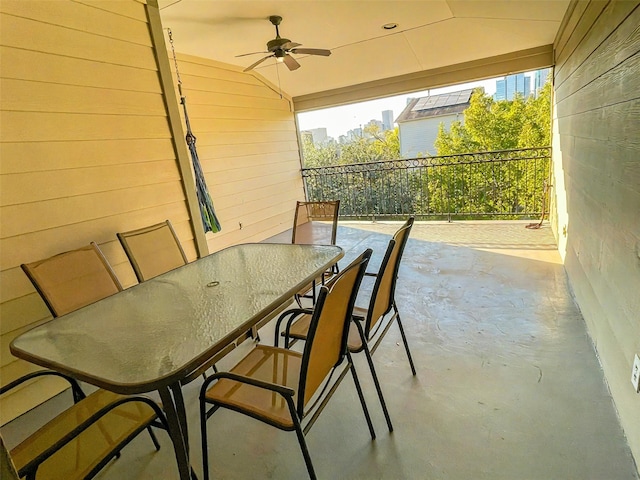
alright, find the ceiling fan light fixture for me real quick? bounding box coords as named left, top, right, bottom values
left=382, top=22, right=398, bottom=30
left=239, top=16, right=331, bottom=72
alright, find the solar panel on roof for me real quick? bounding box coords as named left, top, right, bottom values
left=411, top=89, right=474, bottom=112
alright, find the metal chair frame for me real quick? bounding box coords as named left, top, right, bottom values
left=18, top=243, right=168, bottom=478
left=117, top=219, right=188, bottom=283
left=21, top=242, right=122, bottom=318
left=275, top=217, right=417, bottom=434
left=291, top=200, right=340, bottom=245
left=199, top=250, right=374, bottom=480
left=0, top=370, right=168, bottom=480
left=291, top=200, right=340, bottom=305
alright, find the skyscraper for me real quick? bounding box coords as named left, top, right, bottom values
left=494, top=73, right=531, bottom=101
left=382, top=110, right=394, bottom=131
left=533, top=68, right=551, bottom=97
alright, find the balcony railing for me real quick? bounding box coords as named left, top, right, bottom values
left=302, top=147, right=551, bottom=221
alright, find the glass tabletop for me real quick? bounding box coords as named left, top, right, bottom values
left=11, top=243, right=343, bottom=394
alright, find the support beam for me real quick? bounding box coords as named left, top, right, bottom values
left=293, top=45, right=554, bottom=112
left=145, top=0, right=210, bottom=257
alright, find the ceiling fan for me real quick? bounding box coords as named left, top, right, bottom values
left=237, top=15, right=331, bottom=72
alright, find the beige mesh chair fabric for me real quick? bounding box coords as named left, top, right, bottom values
left=276, top=217, right=416, bottom=433
left=21, top=242, right=122, bottom=318
left=117, top=220, right=188, bottom=282
left=199, top=249, right=375, bottom=480
left=17, top=245, right=168, bottom=479
left=351, top=217, right=415, bottom=355
left=291, top=201, right=340, bottom=305
left=291, top=201, right=340, bottom=245
left=1, top=372, right=167, bottom=480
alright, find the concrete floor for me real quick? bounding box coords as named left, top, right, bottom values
left=4, top=221, right=638, bottom=479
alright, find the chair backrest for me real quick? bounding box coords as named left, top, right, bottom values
left=291, top=201, right=340, bottom=245
left=297, top=248, right=371, bottom=413
left=21, top=242, right=123, bottom=317
left=117, top=219, right=188, bottom=282
left=365, top=217, right=414, bottom=337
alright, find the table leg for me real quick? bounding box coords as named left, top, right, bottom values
left=159, top=385, right=191, bottom=480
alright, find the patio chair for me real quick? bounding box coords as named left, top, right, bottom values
left=116, top=219, right=188, bottom=283
left=275, top=217, right=417, bottom=433
left=291, top=200, right=340, bottom=246
left=17, top=243, right=168, bottom=478
left=291, top=200, right=340, bottom=305
left=199, top=249, right=375, bottom=480
left=21, top=242, right=123, bottom=318
left=1, top=371, right=168, bottom=480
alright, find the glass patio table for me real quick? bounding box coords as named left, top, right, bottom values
left=10, top=242, right=344, bottom=479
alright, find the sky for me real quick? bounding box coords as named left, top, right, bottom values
left=297, top=74, right=521, bottom=140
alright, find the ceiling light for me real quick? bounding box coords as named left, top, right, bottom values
left=382, top=23, right=398, bottom=30
left=277, top=56, right=284, bottom=63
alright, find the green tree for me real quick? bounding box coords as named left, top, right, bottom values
left=301, top=125, right=400, bottom=167
left=518, top=81, right=551, bottom=147
left=368, top=125, right=401, bottom=161
left=300, top=135, right=339, bottom=167
left=435, top=85, right=551, bottom=154
left=433, top=82, right=551, bottom=217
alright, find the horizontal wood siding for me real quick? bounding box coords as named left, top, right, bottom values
left=0, top=0, right=305, bottom=424
left=168, top=52, right=305, bottom=252
left=552, top=0, right=640, bottom=465
left=0, top=0, right=196, bottom=424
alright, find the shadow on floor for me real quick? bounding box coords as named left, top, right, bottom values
left=4, top=221, right=638, bottom=479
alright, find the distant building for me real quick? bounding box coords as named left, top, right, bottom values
left=347, top=127, right=362, bottom=141
left=494, top=73, right=530, bottom=101
left=364, top=119, right=383, bottom=135
left=304, top=127, right=328, bottom=144
left=533, top=68, right=551, bottom=97
left=396, top=88, right=476, bottom=157
left=382, top=110, right=394, bottom=131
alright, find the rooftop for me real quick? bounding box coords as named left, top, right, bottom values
left=396, top=88, right=476, bottom=123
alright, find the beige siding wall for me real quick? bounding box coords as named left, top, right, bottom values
left=0, top=0, right=194, bottom=424
left=0, top=0, right=304, bottom=424
left=169, top=53, right=304, bottom=252
left=551, top=0, right=640, bottom=463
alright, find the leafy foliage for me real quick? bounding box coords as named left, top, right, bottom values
left=435, top=84, right=551, bottom=155
left=301, top=77, right=552, bottom=220
left=301, top=126, right=400, bottom=167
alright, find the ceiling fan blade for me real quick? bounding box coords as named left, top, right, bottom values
left=236, top=51, right=268, bottom=58
left=280, top=41, right=301, bottom=50
left=283, top=54, right=300, bottom=71
left=244, top=55, right=273, bottom=72
left=290, top=48, right=332, bottom=57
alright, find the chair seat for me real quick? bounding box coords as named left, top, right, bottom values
left=10, top=389, right=157, bottom=480
left=204, top=345, right=303, bottom=430
left=286, top=313, right=312, bottom=340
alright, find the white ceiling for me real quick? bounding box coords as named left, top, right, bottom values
left=158, top=0, right=570, bottom=102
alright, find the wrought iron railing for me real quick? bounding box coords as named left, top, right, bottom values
left=301, top=147, right=551, bottom=221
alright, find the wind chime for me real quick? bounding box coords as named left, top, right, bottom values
left=166, top=28, right=221, bottom=234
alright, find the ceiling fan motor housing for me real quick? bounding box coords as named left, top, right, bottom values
left=267, top=37, right=291, bottom=52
